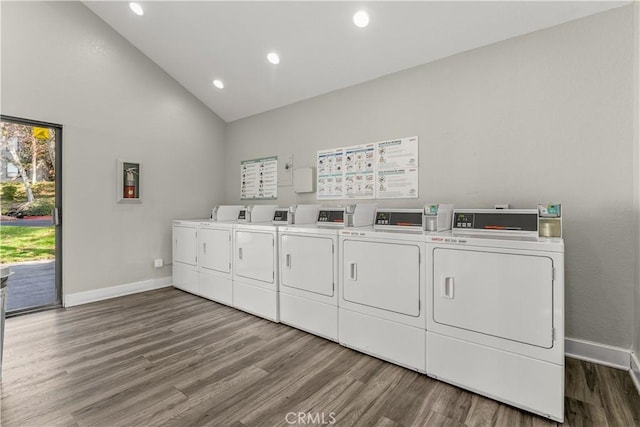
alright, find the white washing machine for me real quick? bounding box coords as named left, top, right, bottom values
left=425, top=208, right=565, bottom=422
left=172, top=219, right=201, bottom=295
left=277, top=204, right=375, bottom=341
left=338, top=208, right=427, bottom=372
left=232, top=204, right=281, bottom=321
left=197, top=205, right=244, bottom=305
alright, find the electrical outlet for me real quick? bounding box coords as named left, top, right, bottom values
left=153, top=258, right=163, bottom=268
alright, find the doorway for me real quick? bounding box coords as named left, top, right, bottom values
left=0, top=115, right=62, bottom=315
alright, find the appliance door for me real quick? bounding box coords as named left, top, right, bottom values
left=173, top=225, right=197, bottom=266
left=280, top=234, right=334, bottom=297
left=342, top=239, right=421, bottom=317
left=199, top=228, right=231, bottom=274
left=235, top=230, right=275, bottom=284
left=432, top=248, right=553, bottom=348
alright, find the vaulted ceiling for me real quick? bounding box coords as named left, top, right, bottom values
left=85, top=1, right=630, bottom=122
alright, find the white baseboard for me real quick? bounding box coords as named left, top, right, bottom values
left=631, top=352, right=640, bottom=395
left=565, top=337, right=631, bottom=370
left=63, top=276, right=172, bottom=307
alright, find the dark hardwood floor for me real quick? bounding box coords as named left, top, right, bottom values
left=1, top=287, right=639, bottom=426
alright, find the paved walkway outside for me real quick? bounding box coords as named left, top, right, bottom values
left=4, top=260, right=57, bottom=312
left=2, top=216, right=57, bottom=311
left=1, top=216, right=53, bottom=227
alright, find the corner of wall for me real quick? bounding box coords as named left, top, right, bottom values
left=565, top=337, right=631, bottom=370
left=633, top=0, right=640, bottom=396
left=633, top=0, right=640, bottom=365
left=631, top=350, right=640, bottom=395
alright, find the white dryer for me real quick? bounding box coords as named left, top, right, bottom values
left=197, top=205, right=244, bottom=305
left=338, top=208, right=427, bottom=372
left=425, top=208, right=565, bottom=422
left=232, top=205, right=281, bottom=321
left=172, top=219, right=201, bottom=295
left=278, top=204, right=377, bottom=340
left=279, top=226, right=338, bottom=339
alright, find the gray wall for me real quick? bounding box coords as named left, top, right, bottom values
left=226, top=6, right=637, bottom=349
left=634, top=1, right=640, bottom=361
left=1, top=2, right=227, bottom=295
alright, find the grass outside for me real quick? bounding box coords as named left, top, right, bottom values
left=0, top=226, right=55, bottom=264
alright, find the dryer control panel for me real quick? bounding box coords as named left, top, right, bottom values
left=452, top=209, right=538, bottom=233
left=317, top=204, right=376, bottom=228
left=273, top=209, right=291, bottom=224
left=238, top=208, right=250, bottom=222
left=317, top=209, right=346, bottom=226
left=374, top=209, right=424, bottom=231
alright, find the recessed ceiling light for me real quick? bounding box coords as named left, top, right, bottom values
left=267, top=52, right=280, bottom=65
left=353, top=10, right=369, bottom=28
left=213, top=79, right=224, bottom=89
left=129, top=2, right=144, bottom=16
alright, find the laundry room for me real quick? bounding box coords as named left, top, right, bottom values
left=1, top=1, right=639, bottom=426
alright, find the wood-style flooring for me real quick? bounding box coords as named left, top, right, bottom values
left=1, top=287, right=639, bottom=426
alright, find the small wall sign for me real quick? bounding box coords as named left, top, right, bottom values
left=240, top=156, right=278, bottom=200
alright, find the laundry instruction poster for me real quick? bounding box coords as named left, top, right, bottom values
left=376, top=136, right=419, bottom=199
left=344, top=143, right=375, bottom=199
left=241, top=156, right=277, bottom=199
left=377, top=168, right=419, bottom=199
left=316, top=136, right=418, bottom=200
left=317, top=148, right=344, bottom=199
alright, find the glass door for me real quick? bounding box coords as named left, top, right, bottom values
left=0, top=115, right=62, bottom=315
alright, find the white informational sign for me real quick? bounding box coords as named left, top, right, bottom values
left=317, top=136, right=418, bottom=200
left=376, top=136, right=419, bottom=199
left=344, top=143, right=375, bottom=199
left=317, top=148, right=344, bottom=199
left=241, top=156, right=277, bottom=200
left=377, top=168, right=419, bottom=199
left=377, top=137, right=418, bottom=170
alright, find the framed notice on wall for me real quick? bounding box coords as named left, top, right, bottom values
left=241, top=156, right=278, bottom=200
left=317, top=136, right=418, bottom=200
